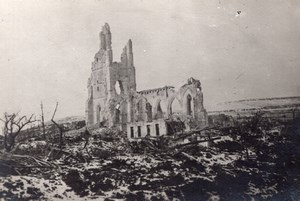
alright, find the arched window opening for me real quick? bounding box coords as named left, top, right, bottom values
left=147, top=125, right=151, bottom=135
left=155, top=101, right=164, bottom=119
left=155, top=124, right=160, bottom=136
left=138, top=126, right=142, bottom=137
left=187, top=94, right=193, bottom=116
left=96, top=105, right=101, bottom=123
left=136, top=99, right=144, bottom=121
left=146, top=102, right=152, bottom=122
left=115, top=109, right=121, bottom=124
left=130, top=127, right=134, bottom=138
left=170, top=98, right=181, bottom=116
left=115, top=104, right=121, bottom=124
left=115, top=80, right=124, bottom=95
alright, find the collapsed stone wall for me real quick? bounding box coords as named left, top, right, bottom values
left=131, top=78, right=207, bottom=129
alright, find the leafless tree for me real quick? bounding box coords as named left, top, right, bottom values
left=0, top=112, right=36, bottom=152
left=51, top=102, right=64, bottom=149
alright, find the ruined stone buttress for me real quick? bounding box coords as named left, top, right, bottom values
left=86, top=23, right=208, bottom=138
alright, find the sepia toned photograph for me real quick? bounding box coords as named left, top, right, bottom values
left=0, top=0, right=300, bottom=200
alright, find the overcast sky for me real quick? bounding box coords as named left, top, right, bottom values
left=0, top=0, right=299, bottom=119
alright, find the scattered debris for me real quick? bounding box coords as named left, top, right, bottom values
left=0, top=114, right=300, bottom=200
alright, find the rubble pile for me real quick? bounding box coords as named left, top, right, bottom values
left=1, top=117, right=300, bottom=200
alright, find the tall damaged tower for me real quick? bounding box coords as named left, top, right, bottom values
left=86, top=23, right=136, bottom=130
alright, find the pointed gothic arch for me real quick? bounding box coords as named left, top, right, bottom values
left=136, top=97, right=147, bottom=121
left=182, top=89, right=195, bottom=117
left=153, top=99, right=165, bottom=119
left=145, top=102, right=153, bottom=122
left=115, top=80, right=124, bottom=95
left=169, top=97, right=182, bottom=116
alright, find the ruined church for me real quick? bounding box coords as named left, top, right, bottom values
left=86, top=23, right=208, bottom=138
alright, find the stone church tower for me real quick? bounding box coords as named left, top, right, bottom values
left=86, top=23, right=136, bottom=129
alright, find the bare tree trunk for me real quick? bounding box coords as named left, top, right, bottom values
left=51, top=102, right=64, bottom=149
left=40, top=101, right=46, bottom=140
left=3, top=126, right=10, bottom=151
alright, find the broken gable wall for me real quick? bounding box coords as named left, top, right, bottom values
left=86, top=24, right=136, bottom=129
